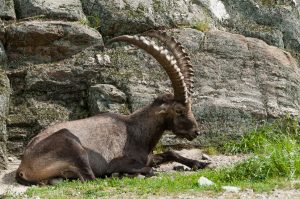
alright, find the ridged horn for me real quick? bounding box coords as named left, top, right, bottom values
left=108, top=35, right=188, bottom=103
left=144, top=30, right=194, bottom=96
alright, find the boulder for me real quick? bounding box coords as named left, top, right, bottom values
left=0, top=42, right=7, bottom=66
left=14, top=0, right=85, bottom=21
left=222, top=0, right=300, bottom=52
left=5, top=21, right=103, bottom=63
left=0, top=0, right=16, bottom=20
left=81, top=0, right=228, bottom=36
left=185, top=29, right=299, bottom=146
left=0, top=70, right=10, bottom=170
left=0, top=21, right=5, bottom=42
left=88, top=84, right=128, bottom=115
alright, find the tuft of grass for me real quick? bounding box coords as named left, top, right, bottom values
left=223, top=115, right=300, bottom=181
left=80, top=15, right=101, bottom=29
left=192, top=21, right=209, bottom=32
left=203, top=146, right=219, bottom=155
left=225, top=115, right=300, bottom=154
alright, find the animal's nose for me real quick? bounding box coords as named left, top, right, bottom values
left=194, top=130, right=200, bottom=136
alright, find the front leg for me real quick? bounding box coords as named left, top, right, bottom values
left=107, top=158, right=154, bottom=177
left=148, top=151, right=210, bottom=170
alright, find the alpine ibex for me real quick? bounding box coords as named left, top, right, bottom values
left=16, top=31, right=210, bottom=186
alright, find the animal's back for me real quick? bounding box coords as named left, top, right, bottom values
left=27, top=113, right=129, bottom=176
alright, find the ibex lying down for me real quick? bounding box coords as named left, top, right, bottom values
left=16, top=31, right=210, bottom=185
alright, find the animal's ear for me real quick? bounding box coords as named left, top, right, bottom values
left=156, top=104, right=168, bottom=115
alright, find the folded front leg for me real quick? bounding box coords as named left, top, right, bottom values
left=148, top=151, right=210, bottom=170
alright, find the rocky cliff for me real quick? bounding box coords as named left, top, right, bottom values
left=0, top=0, right=299, bottom=169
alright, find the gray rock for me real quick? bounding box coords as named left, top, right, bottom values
left=88, top=84, right=128, bottom=115
left=0, top=0, right=16, bottom=20
left=198, top=176, right=215, bottom=186
left=223, top=0, right=300, bottom=52
left=0, top=21, right=5, bottom=42
left=27, top=99, right=71, bottom=127
left=202, top=154, right=212, bottom=161
left=6, top=141, right=24, bottom=157
left=5, top=21, right=103, bottom=63
left=0, top=70, right=10, bottom=170
left=0, top=42, right=7, bottom=66
left=82, top=0, right=217, bottom=36
left=0, top=143, right=7, bottom=170
left=7, top=156, right=14, bottom=162
left=193, top=30, right=300, bottom=146
left=96, top=54, right=111, bottom=66
left=14, top=0, right=86, bottom=21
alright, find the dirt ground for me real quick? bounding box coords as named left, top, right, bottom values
left=1, top=149, right=300, bottom=198
left=0, top=157, right=28, bottom=196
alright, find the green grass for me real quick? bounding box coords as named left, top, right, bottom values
left=192, top=21, right=210, bottom=32
left=223, top=115, right=300, bottom=181
left=20, top=116, right=300, bottom=198
left=225, top=115, right=300, bottom=154
left=24, top=172, right=294, bottom=199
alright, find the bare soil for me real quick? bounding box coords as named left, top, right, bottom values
left=0, top=157, right=28, bottom=196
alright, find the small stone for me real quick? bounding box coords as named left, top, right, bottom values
left=222, top=186, right=241, bottom=192
left=202, top=153, right=212, bottom=161
left=96, top=54, right=111, bottom=66
left=7, top=157, right=14, bottom=162
left=198, top=176, right=215, bottom=186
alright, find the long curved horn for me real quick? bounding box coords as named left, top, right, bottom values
left=108, top=35, right=188, bottom=103
left=144, top=30, right=194, bottom=96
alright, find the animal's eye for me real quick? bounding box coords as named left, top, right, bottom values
left=175, top=109, right=184, bottom=115
left=19, top=172, right=24, bottom=177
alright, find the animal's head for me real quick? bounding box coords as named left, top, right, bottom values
left=152, top=94, right=199, bottom=140
left=110, top=31, right=199, bottom=141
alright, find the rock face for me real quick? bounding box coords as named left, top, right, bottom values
left=5, top=21, right=103, bottom=63
left=0, top=0, right=16, bottom=20
left=0, top=43, right=7, bottom=65
left=222, top=0, right=300, bottom=52
left=82, top=0, right=224, bottom=36
left=88, top=84, right=128, bottom=114
left=0, top=70, right=10, bottom=170
left=14, top=0, right=86, bottom=21
left=194, top=30, right=300, bottom=145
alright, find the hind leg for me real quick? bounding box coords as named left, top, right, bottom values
left=47, top=129, right=96, bottom=182
left=107, top=158, right=154, bottom=177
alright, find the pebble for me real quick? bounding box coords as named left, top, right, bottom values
left=202, top=154, right=212, bottom=161
left=7, top=157, right=14, bottom=162
left=198, top=176, right=215, bottom=186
